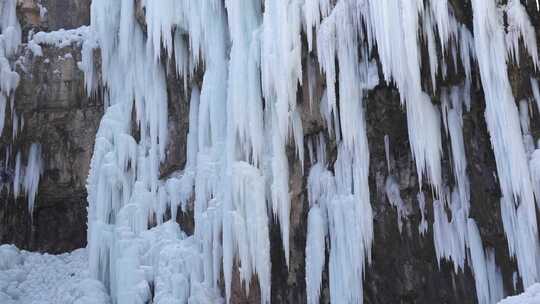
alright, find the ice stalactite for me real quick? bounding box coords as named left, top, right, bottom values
left=472, top=0, right=540, bottom=289
left=506, top=0, right=539, bottom=69
left=7, top=143, right=43, bottom=215
left=85, top=0, right=270, bottom=302
left=436, top=82, right=505, bottom=303
left=444, top=86, right=470, bottom=217
left=433, top=190, right=467, bottom=273
left=433, top=189, right=504, bottom=303
left=85, top=1, right=201, bottom=302
left=531, top=77, right=540, bottom=115
left=223, top=1, right=273, bottom=302
left=468, top=219, right=505, bottom=304
left=24, top=143, right=43, bottom=215
left=260, top=0, right=306, bottom=268
left=0, top=0, right=19, bottom=134
left=305, top=204, right=326, bottom=304
left=0, top=0, right=20, bottom=59
left=304, top=2, right=379, bottom=302
left=385, top=175, right=408, bottom=234
left=365, top=0, right=444, bottom=195
left=520, top=100, right=535, bottom=156
left=0, top=0, right=20, bottom=102
left=384, top=137, right=409, bottom=234
left=417, top=192, right=428, bottom=235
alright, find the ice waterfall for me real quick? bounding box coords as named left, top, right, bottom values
left=55, top=0, right=540, bottom=303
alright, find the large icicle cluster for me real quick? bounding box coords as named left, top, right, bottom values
left=78, top=0, right=540, bottom=303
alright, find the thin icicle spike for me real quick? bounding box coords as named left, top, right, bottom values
left=24, top=143, right=43, bottom=215
left=417, top=192, right=428, bottom=235
left=385, top=175, right=408, bottom=233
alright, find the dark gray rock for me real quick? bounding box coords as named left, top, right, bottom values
left=40, top=0, right=90, bottom=31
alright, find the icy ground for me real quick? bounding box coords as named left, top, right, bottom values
left=0, top=244, right=110, bottom=304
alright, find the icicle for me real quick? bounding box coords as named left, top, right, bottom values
left=519, top=100, right=535, bottom=156
left=433, top=195, right=466, bottom=273
left=384, top=135, right=391, bottom=173
left=0, top=0, right=21, bottom=105
left=467, top=219, right=491, bottom=304
left=385, top=175, right=408, bottom=233
left=471, top=0, right=540, bottom=287
left=24, top=143, right=43, bottom=215
left=13, top=150, right=20, bottom=197
left=530, top=77, right=540, bottom=115
left=261, top=0, right=305, bottom=266
left=486, top=249, right=505, bottom=303
left=0, top=0, right=21, bottom=57
left=227, top=162, right=271, bottom=304
left=417, top=192, right=428, bottom=235
left=0, top=93, right=5, bottom=137
left=305, top=204, right=326, bottom=304
left=447, top=108, right=470, bottom=215
left=313, top=3, right=376, bottom=302
left=303, top=0, right=331, bottom=52
left=365, top=0, right=444, bottom=195
left=467, top=220, right=504, bottom=304
left=422, top=8, right=438, bottom=91
left=428, top=0, right=453, bottom=53
left=459, top=25, right=476, bottom=84
left=505, top=0, right=539, bottom=69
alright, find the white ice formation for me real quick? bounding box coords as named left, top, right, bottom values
left=2, top=0, right=540, bottom=303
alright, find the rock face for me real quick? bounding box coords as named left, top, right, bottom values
left=2, top=0, right=540, bottom=303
